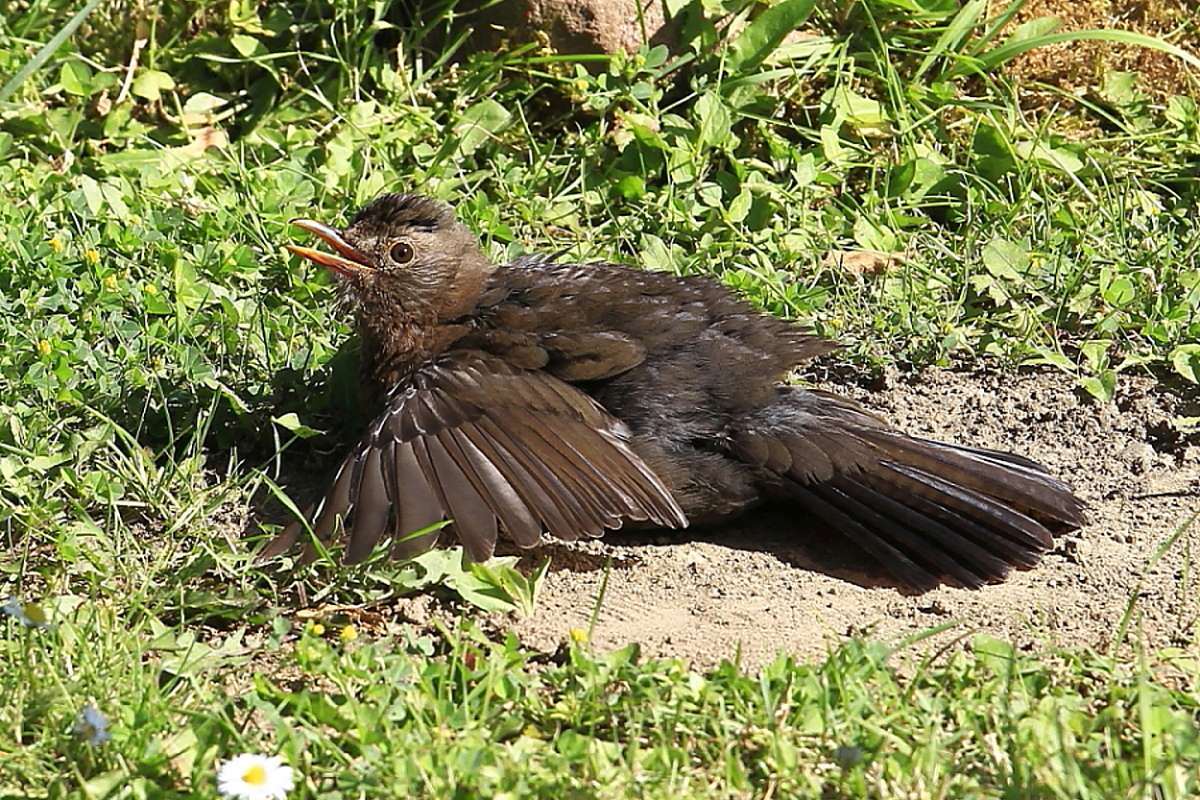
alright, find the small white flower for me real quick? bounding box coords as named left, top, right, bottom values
left=2, top=596, right=50, bottom=628
left=73, top=703, right=111, bottom=745
left=216, top=753, right=294, bottom=800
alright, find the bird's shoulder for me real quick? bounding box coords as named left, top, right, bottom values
left=465, top=255, right=834, bottom=371
left=477, top=256, right=760, bottom=328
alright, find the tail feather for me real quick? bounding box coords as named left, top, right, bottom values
left=786, top=479, right=956, bottom=590
left=811, top=479, right=1004, bottom=589
left=834, top=475, right=1016, bottom=579
left=860, top=431, right=1084, bottom=528
left=741, top=391, right=1086, bottom=590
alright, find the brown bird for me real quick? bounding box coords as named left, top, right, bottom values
left=263, top=193, right=1085, bottom=591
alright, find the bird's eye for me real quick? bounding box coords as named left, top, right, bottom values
left=389, top=241, right=414, bottom=264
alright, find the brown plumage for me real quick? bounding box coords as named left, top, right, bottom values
left=263, top=193, right=1086, bottom=591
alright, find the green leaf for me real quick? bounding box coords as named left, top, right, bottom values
left=1014, top=140, right=1083, bottom=174
left=172, top=257, right=219, bottom=318
left=1170, top=345, right=1200, bottom=383
left=997, top=15, right=1062, bottom=54
left=1101, top=276, right=1135, bottom=307
left=228, top=0, right=267, bottom=33
left=1079, top=370, right=1117, bottom=403
left=827, top=86, right=891, bottom=137
left=727, top=187, right=752, bottom=223
left=404, top=548, right=536, bottom=613
left=972, top=124, right=1017, bottom=179
left=695, top=91, right=732, bottom=149
left=28, top=452, right=71, bottom=473
left=853, top=216, right=897, bottom=252
left=725, top=0, right=818, bottom=74
left=83, top=769, right=128, bottom=799
left=887, top=160, right=917, bottom=197
left=131, top=69, right=175, bottom=101
left=973, top=634, right=1015, bottom=677
left=1079, top=339, right=1110, bottom=372
left=453, top=98, right=512, bottom=157
left=1165, top=95, right=1198, bottom=128
left=99, top=181, right=130, bottom=221
left=59, top=60, right=92, bottom=96
left=981, top=238, right=1028, bottom=281
left=614, top=174, right=646, bottom=200
left=640, top=233, right=676, bottom=271
left=79, top=174, right=104, bottom=215
left=1100, top=71, right=1140, bottom=108
left=183, top=92, right=228, bottom=115
left=1027, top=346, right=1074, bottom=373
left=272, top=413, right=322, bottom=438
left=230, top=34, right=264, bottom=58
left=820, top=122, right=849, bottom=165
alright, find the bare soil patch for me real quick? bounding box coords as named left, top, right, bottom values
left=495, top=368, right=1200, bottom=670
left=1006, top=0, right=1200, bottom=98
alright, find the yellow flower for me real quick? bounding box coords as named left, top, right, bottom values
left=308, top=622, right=325, bottom=637
left=339, top=624, right=358, bottom=643
left=568, top=627, right=589, bottom=644
left=144, top=283, right=158, bottom=295
left=37, top=339, right=52, bottom=357
left=48, top=236, right=64, bottom=253
left=84, top=249, right=101, bottom=265
left=103, top=274, right=119, bottom=291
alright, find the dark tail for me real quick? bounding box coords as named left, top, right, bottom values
left=734, top=390, right=1086, bottom=591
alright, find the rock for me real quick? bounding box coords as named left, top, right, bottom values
left=463, top=0, right=679, bottom=56
left=1120, top=441, right=1155, bottom=474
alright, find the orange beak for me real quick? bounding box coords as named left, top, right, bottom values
left=287, top=219, right=373, bottom=276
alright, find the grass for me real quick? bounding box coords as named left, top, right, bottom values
left=6, top=616, right=1200, bottom=797
left=0, top=0, right=1198, bottom=796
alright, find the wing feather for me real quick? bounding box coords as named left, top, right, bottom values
left=263, top=350, right=686, bottom=564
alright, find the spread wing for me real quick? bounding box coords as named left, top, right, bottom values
left=262, top=351, right=687, bottom=564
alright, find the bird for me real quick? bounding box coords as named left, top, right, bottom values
left=262, top=192, right=1086, bottom=591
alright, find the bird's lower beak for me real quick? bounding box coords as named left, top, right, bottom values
left=287, top=219, right=373, bottom=276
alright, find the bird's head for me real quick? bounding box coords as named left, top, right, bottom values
left=287, top=193, right=493, bottom=323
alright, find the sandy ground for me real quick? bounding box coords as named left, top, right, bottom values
left=449, top=367, right=1200, bottom=670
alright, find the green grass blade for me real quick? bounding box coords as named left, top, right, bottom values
left=0, top=0, right=104, bottom=103
left=968, top=0, right=1034, bottom=55
left=950, top=29, right=1200, bottom=78
left=913, top=0, right=988, bottom=82
left=1110, top=510, right=1198, bottom=655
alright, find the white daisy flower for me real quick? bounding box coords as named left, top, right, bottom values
left=72, top=703, right=111, bottom=745
left=216, top=753, right=294, bottom=800
left=2, top=596, right=50, bottom=628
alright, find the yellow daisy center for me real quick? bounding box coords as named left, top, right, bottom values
left=242, top=764, right=268, bottom=786
left=24, top=604, right=48, bottom=625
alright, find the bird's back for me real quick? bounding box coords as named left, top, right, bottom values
left=467, top=259, right=833, bottom=443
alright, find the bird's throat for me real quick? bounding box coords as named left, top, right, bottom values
left=358, top=315, right=470, bottom=405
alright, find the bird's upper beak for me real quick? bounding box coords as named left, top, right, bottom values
left=287, top=219, right=373, bottom=276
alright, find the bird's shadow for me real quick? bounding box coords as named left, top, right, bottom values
left=500, top=508, right=917, bottom=593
